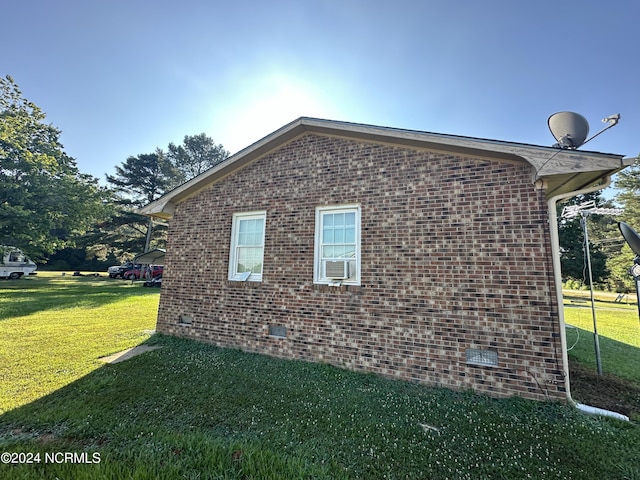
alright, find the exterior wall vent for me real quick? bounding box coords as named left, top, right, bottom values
left=465, top=348, right=498, bottom=367
left=325, top=260, right=349, bottom=279
left=178, top=314, right=193, bottom=326
left=268, top=325, right=287, bottom=338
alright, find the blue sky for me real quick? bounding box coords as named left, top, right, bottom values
left=3, top=0, right=639, bottom=195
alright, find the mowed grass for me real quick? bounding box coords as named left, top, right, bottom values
left=0, top=272, right=158, bottom=413
left=563, top=291, right=640, bottom=383
left=0, top=277, right=638, bottom=479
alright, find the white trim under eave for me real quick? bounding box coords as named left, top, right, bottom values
left=546, top=176, right=614, bottom=404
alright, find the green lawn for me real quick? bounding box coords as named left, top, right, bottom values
left=563, top=290, right=640, bottom=383
left=0, top=276, right=638, bottom=479
left=0, top=272, right=158, bottom=414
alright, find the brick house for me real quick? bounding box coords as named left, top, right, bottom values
left=141, top=118, right=631, bottom=402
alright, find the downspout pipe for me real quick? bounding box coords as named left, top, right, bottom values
left=546, top=176, right=613, bottom=404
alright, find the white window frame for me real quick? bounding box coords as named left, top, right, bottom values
left=314, top=205, right=361, bottom=285
left=228, top=211, right=266, bottom=282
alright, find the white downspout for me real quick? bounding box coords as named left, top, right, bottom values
left=546, top=176, right=613, bottom=404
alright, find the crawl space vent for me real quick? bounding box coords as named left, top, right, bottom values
left=268, top=325, right=287, bottom=338
left=465, top=348, right=498, bottom=367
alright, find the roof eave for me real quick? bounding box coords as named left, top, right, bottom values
left=138, top=117, right=630, bottom=219
left=538, top=156, right=634, bottom=198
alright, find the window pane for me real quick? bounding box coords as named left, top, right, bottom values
left=345, top=212, right=355, bottom=226
left=238, top=218, right=264, bottom=246
left=323, top=228, right=334, bottom=244
left=345, top=227, right=355, bottom=243
left=322, top=246, right=335, bottom=258
left=238, top=247, right=263, bottom=274
left=324, top=214, right=334, bottom=227
left=321, top=210, right=357, bottom=262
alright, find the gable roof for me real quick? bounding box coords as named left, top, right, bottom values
left=140, top=117, right=632, bottom=220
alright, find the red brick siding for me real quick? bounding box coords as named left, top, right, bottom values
left=157, top=133, right=565, bottom=401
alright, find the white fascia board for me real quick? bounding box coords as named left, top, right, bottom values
left=138, top=117, right=628, bottom=219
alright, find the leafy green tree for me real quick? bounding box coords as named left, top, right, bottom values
left=83, top=202, right=168, bottom=262
left=615, top=157, right=640, bottom=222
left=0, top=75, right=107, bottom=260
left=95, top=135, right=230, bottom=261
left=608, top=157, right=640, bottom=291
left=167, top=133, right=229, bottom=183
left=557, top=192, right=613, bottom=287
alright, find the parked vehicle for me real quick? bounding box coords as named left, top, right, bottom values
left=0, top=246, right=37, bottom=279
left=107, top=262, right=140, bottom=278
left=123, top=265, right=163, bottom=280
left=143, top=276, right=162, bottom=288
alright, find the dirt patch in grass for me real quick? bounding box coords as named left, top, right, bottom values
left=569, top=358, right=640, bottom=421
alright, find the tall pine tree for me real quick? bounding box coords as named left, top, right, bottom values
left=105, top=150, right=179, bottom=253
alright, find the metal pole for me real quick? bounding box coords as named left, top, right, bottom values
left=581, top=212, right=602, bottom=375
left=633, top=277, right=640, bottom=326
left=629, top=259, right=640, bottom=324
left=144, top=217, right=154, bottom=253
left=636, top=276, right=640, bottom=325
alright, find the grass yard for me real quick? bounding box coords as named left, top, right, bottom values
left=0, top=272, right=158, bottom=414
left=562, top=290, right=640, bottom=423
left=0, top=276, right=638, bottom=479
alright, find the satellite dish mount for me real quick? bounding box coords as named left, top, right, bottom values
left=619, top=222, right=640, bottom=325
left=548, top=111, right=620, bottom=150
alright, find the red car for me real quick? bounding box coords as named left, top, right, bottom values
left=123, top=265, right=163, bottom=280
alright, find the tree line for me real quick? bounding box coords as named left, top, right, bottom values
left=0, top=75, right=227, bottom=269
left=558, top=162, right=640, bottom=293
left=1, top=74, right=639, bottom=289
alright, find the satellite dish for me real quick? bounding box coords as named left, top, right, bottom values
left=548, top=112, right=590, bottom=149
left=619, top=222, right=640, bottom=257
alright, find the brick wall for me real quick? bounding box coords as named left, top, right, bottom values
left=156, top=133, right=565, bottom=401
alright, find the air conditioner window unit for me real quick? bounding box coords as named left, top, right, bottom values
left=325, top=260, right=349, bottom=279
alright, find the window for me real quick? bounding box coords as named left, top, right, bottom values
left=229, top=212, right=266, bottom=281
left=314, top=205, right=360, bottom=285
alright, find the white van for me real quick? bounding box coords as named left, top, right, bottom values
left=0, top=246, right=37, bottom=279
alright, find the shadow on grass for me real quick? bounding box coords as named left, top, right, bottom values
left=564, top=294, right=637, bottom=308
left=1, top=335, right=639, bottom=480
left=0, top=335, right=348, bottom=478
left=566, top=325, right=640, bottom=382
left=0, top=275, right=159, bottom=320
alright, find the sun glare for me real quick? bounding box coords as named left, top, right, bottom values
left=210, top=74, right=340, bottom=154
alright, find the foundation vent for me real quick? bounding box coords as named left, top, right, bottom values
left=465, top=348, right=498, bottom=367
left=268, top=325, right=287, bottom=338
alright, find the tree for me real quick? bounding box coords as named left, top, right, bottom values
left=83, top=201, right=168, bottom=262
left=0, top=75, right=107, bottom=260
left=98, top=135, right=230, bottom=259
left=608, top=156, right=640, bottom=291
left=105, top=150, right=178, bottom=253
left=106, top=150, right=178, bottom=205
left=167, top=133, right=229, bottom=183
left=557, top=192, right=613, bottom=287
